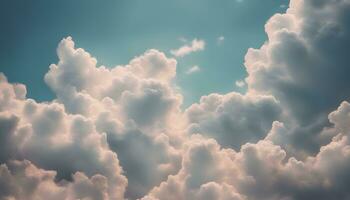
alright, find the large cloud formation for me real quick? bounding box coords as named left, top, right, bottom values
left=2, top=0, right=350, bottom=199
left=144, top=108, right=350, bottom=200
left=245, top=0, right=350, bottom=154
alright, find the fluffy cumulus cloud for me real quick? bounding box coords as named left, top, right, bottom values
left=0, top=160, right=113, bottom=200
left=185, top=92, right=281, bottom=149
left=0, top=38, right=184, bottom=199
left=145, top=104, right=350, bottom=200
left=2, top=0, right=350, bottom=199
left=245, top=0, right=350, bottom=153
left=0, top=76, right=127, bottom=199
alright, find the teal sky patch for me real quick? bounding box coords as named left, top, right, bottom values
left=0, top=0, right=288, bottom=107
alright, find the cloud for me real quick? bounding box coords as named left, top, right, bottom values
left=244, top=0, right=350, bottom=154
left=178, top=37, right=188, bottom=43
left=0, top=37, right=184, bottom=199
left=0, top=92, right=128, bottom=199
left=0, top=38, right=283, bottom=199
left=141, top=135, right=246, bottom=200
left=44, top=38, right=185, bottom=199
left=2, top=0, right=350, bottom=199
left=145, top=102, right=350, bottom=200
left=170, top=39, right=205, bottom=57
left=217, top=36, right=225, bottom=45
left=143, top=0, right=350, bottom=199
left=0, top=78, right=128, bottom=199
left=280, top=4, right=287, bottom=8
left=185, top=65, right=201, bottom=75
left=235, top=80, right=245, bottom=88
left=185, top=92, right=281, bottom=149
left=0, top=160, right=113, bottom=200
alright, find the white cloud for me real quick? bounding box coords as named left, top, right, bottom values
left=217, top=36, right=225, bottom=45
left=235, top=80, right=245, bottom=88
left=185, top=65, right=201, bottom=75
left=170, top=39, right=205, bottom=57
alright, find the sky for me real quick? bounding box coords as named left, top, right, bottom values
left=0, top=0, right=288, bottom=107
left=3, top=0, right=350, bottom=200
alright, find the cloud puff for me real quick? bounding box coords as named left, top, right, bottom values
left=185, top=65, right=201, bottom=75
left=141, top=135, right=246, bottom=200
left=235, top=80, right=245, bottom=88
left=217, top=36, right=225, bottom=45
left=45, top=37, right=179, bottom=116
left=185, top=92, right=281, bottom=149
left=0, top=159, right=114, bottom=200
left=329, top=101, right=350, bottom=134
left=170, top=39, right=205, bottom=57
left=0, top=76, right=127, bottom=199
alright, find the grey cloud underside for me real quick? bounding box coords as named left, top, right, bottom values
left=185, top=92, right=281, bottom=150
left=2, top=0, right=350, bottom=199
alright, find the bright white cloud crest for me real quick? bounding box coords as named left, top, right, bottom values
left=2, top=0, right=350, bottom=199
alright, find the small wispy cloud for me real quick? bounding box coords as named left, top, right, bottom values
left=186, top=65, right=201, bottom=74
left=171, top=39, right=205, bottom=57
left=217, top=36, right=225, bottom=45
left=235, top=80, right=246, bottom=88
left=178, top=37, right=188, bottom=43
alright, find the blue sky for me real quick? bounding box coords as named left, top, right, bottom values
left=0, top=0, right=288, bottom=107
